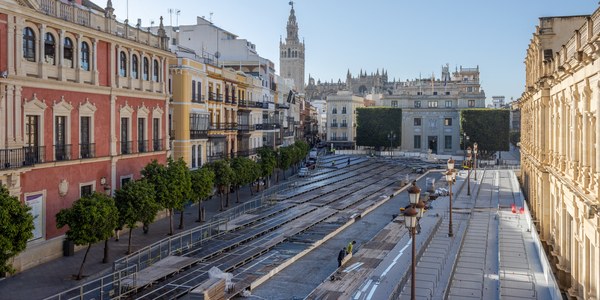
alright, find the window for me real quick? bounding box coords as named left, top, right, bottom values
left=121, top=176, right=132, bottom=187
left=80, top=42, right=90, bottom=71
left=121, top=118, right=130, bottom=154
left=25, top=115, right=40, bottom=164
left=80, top=184, right=93, bottom=197
left=119, top=51, right=127, bottom=77
left=44, top=33, right=56, bottom=65
left=444, top=118, right=452, bottom=126
left=192, top=80, right=196, bottom=101
left=433, top=92, right=438, bottom=95
left=417, top=92, right=422, bottom=95
left=138, top=118, right=146, bottom=152
left=23, top=27, right=36, bottom=62
left=445, top=91, right=450, bottom=95
left=332, top=107, right=337, bottom=114
left=197, top=81, right=202, bottom=101
left=153, top=60, right=159, bottom=82
left=131, top=55, right=139, bottom=79
left=153, top=118, right=161, bottom=151
left=341, top=106, right=347, bottom=114
left=55, top=116, right=68, bottom=160
left=467, top=87, right=473, bottom=92
left=143, top=57, right=149, bottom=80
left=191, top=145, right=197, bottom=168
left=444, top=136, right=452, bottom=149
left=64, top=37, right=73, bottom=68
left=414, top=101, right=421, bottom=108
left=80, top=116, right=92, bottom=158
left=428, top=101, right=438, bottom=108
left=445, top=100, right=452, bottom=108
left=391, top=100, right=398, bottom=108
left=414, top=135, right=421, bottom=149
left=468, top=100, right=476, bottom=107
left=414, top=118, right=422, bottom=126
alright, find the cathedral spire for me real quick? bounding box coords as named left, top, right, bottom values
left=286, top=1, right=299, bottom=43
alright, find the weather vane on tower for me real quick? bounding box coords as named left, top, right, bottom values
left=289, top=1, right=294, bottom=9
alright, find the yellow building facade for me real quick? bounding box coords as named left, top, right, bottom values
left=520, top=10, right=600, bottom=299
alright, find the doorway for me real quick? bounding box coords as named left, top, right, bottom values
left=428, top=136, right=438, bottom=154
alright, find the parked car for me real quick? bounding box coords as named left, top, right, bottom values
left=298, top=167, right=309, bottom=177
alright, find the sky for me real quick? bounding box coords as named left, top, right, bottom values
left=104, top=0, right=599, bottom=103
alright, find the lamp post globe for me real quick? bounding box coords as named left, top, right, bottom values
left=407, top=181, right=421, bottom=205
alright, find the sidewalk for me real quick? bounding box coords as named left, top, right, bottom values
left=0, top=168, right=298, bottom=300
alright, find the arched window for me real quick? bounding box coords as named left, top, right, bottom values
left=131, top=54, right=139, bottom=79
left=153, top=59, right=159, bottom=82
left=63, top=37, right=73, bottom=68
left=287, top=48, right=291, bottom=58
left=80, top=42, right=90, bottom=71
left=23, top=27, right=36, bottom=62
left=119, top=51, right=127, bottom=77
left=44, top=32, right=56, bottom=65
left=142, top=57, right=149, bottom=81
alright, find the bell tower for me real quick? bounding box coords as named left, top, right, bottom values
left=280, top=1, right=305, bottom=92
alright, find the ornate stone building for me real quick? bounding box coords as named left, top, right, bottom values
left=279, top=2, right=305, bottom=93
left=304, top=68, right=392, bottom=101
left=0, top=0, right=172, bottom=272
left=520, top=11, right=600, bottom=299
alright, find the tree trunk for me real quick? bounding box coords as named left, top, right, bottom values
left=236, top=187, right=240, bottom=203
left=250, top=184, right=254, bottom=196
left=226, top=190, right=230, bottom=208
left=127, top=228, right=133, bottom=254
left=102, top=239, right=109, bottom=263
left=179, top=209, right=184, bottom=230
left=197, top=200, right=202, bottom=222
left=276, top=169, right=279, bottom=183
left=77, top=243, right=92, bottom=280
left=220, top=193, right=224, bottom=211
left=201, top=206, right=205, bottom=222
left=143, top=222, right=149, bottom=234
left=283, top=168, right=286, bottom=180
left=168, top=208, right=174, bottom=235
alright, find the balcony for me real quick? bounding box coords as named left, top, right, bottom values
left=0, top=146, right=45, bottom=170
left=191, top=95, right=205, bottom=104
left=207, top=152, right=225, bottom=163
left=54, top=144, right=72, bottom=161
left=330, top=123, right=338, bottom=128
left=236, top=148, right=257, bottom=157
left=340, top=123, right=348, bottom=128
left=120, top=141, right=133, bottom=155
left=209, top=123, right=238, bottom=131
left=330, top=137, right=349, bottom=141
left=153, top=139, right=163, bottom=151
left=284, top=130, right=295, bottom=137
left=138, top=140, right=148, bottom=153
left=276, top=103, right=290, bottom=109
left=79, top=143, right=95, bottom=159
left=256, top=123, right=280, bottom=130
left=217, top=94, right=224, bottom=102
left=190, top=130, right=208, bottom=139
left=237, top=124, right=256, bottom=132
left=208, top=92, right=215, bottom=101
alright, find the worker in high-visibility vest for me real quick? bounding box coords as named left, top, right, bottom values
left=346, top=240, right=356, bottom=255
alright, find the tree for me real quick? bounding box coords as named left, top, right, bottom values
left=257, top=146, right=276, bottom=191
left=356, top=107, right=402, bottom=149
left=277, top=147, right=292, bottom=180
left=191, top=166, right=215, bottom=222
left=56, top=193, right=118, bottom=280
left=0, top=186, right=34, bottom=275
left=167, top=158, right=192, bottom=231
left=114, top=179, right=158, bottom=254
left=231, top=157, right=256, bottom=203
left=460, top=109, right=510, bottom=160
left=141, top=160, right=169, bottom=234
left=209, top=160, right=234, bottom=211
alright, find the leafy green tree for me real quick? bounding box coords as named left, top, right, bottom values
left=231, top=157, right=257, bottom=202
left=278, top=147, right=293, bottom=180
left=167, top=158, right=192, bottom=231
left=114, top=179, right=158, bottom=254
left=56, top=193, right=118, bottom=280
left=191, top=166, right=215, bottom=222
left=460, top=109, right=510, bottom=159
left=0, top=186, right=34, bottom=275
left=247, top=159, right=261, bottom=196
left=209, top=160, right=235, bottom=210
left=141, top=160, right=169, bottom=234
left=356, top=107, right=402, bottom=149
left=257, top=146, right=276, bottom=191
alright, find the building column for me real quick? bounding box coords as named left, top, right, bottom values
left=92, top=38, right=99, bottom=85
left=7, top=16, right=15, bottom=76
left=0, top=84, right=5, bottom=149
left=75, top=34, right=82, bottom=83
left=14, top=85, right=22, bottom=145
left=38, top=24, right=46, bottom=79
left=58, top=29, right=65, bottom=81
left=6, top=85, right=14, bottom=146
left=115, top=45, right=121, bottom=88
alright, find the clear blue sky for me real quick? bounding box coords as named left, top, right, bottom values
left=106, top=0, right=598, bottom=103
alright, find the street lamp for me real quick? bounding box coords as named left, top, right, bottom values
left=387, top=131, right=396, bottom=158
left=446, top=158, right=455, bottom=237
left=466, top=146, right=472, bottom=196
left=473, top=142, right=478, bottom=181
left=405, top=181, right=422, bottom=300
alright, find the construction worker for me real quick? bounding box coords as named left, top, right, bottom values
left=347, top=240, right=356, bottom=255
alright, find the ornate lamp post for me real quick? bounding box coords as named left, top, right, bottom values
left=405, top=181, right=422, bottom=300
left=387, top=132, right=396, bottom=158
left=473, top=142, right=478, bottom=181
left=446, top=158, right=455, bottom=237
left=466, top=146, right=472, bottom=196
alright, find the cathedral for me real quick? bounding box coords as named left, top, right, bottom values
left=305, top=69, right=393, bottom=100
